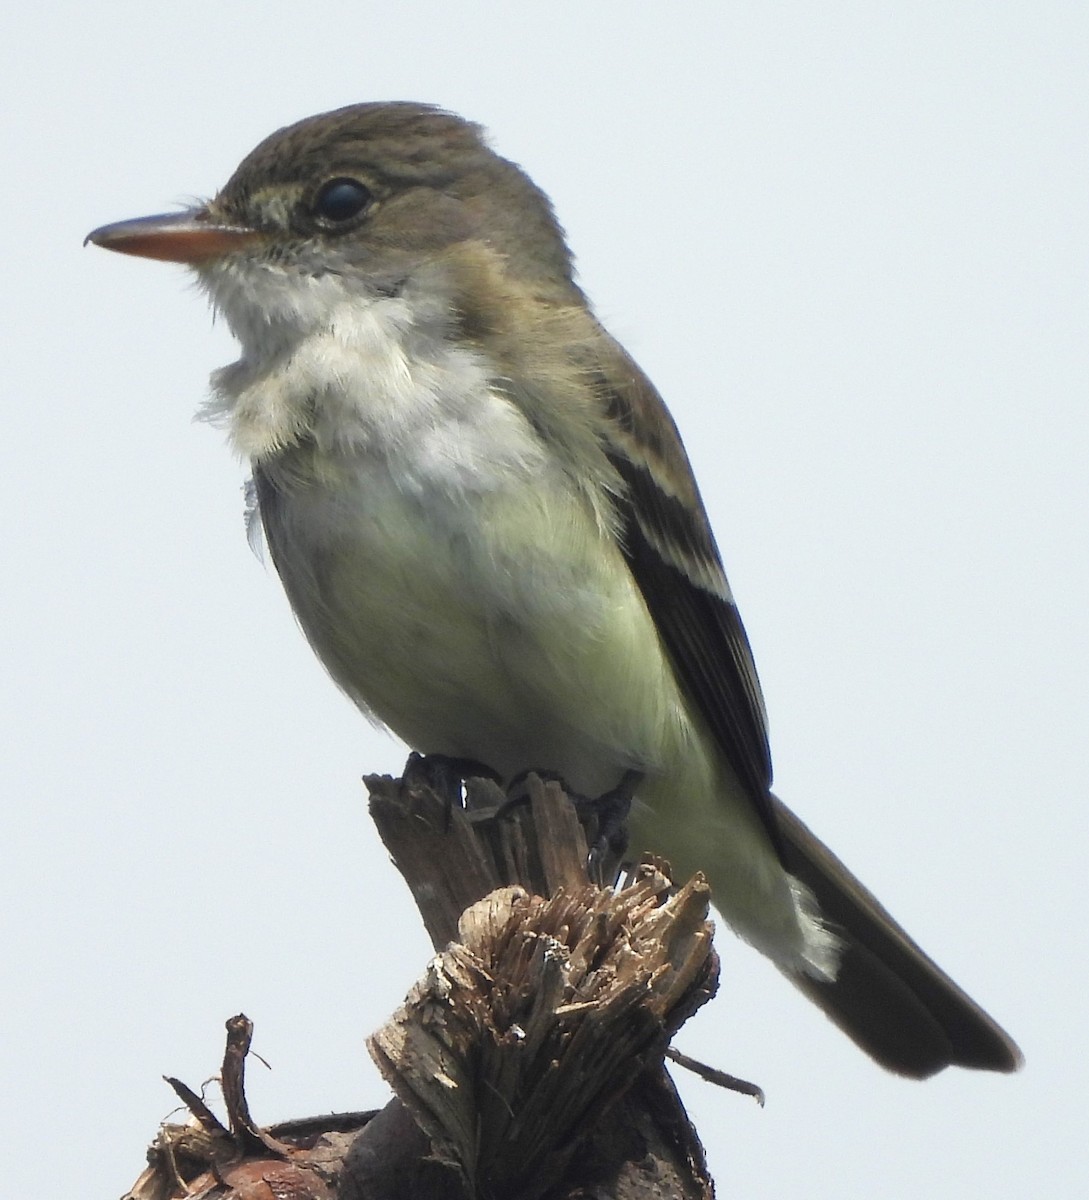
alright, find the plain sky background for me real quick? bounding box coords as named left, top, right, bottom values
left=2, top=4, right=1086, bottom=1197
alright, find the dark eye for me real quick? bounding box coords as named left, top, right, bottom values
left=313, top=177, right=372, bottom=224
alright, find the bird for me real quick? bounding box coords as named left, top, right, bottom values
left=87, top=101, right=1021, bottom=1078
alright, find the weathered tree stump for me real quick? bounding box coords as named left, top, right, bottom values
left=121, top=764, right=725, bottom=1200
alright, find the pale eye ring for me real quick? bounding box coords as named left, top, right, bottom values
left=312, top=177, right=373, bottom=224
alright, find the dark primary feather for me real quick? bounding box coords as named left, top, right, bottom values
left=776, top=800, right=1023, bottom=1075
left=596, top=347, right=782, bottom=855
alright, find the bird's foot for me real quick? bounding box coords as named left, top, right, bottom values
left=503, top=766, right=643, bottom=884
left=581, top=768, right=641, bottom=882
left=402, top=752, right=502, bottom=811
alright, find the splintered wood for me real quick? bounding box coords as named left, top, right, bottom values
left=359, top=768, right=719, bottom=1199
left=119, top=768, right=722, bottom=1200
left=368, top=875, right=714, bottom=1199
left=122, top=1015, right=372, bottom=1200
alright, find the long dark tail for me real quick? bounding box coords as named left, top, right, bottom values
left=773, top=796, right=1022, bottom=1078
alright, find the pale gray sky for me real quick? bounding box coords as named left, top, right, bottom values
left=3, top=4, right=1085, bottom=1197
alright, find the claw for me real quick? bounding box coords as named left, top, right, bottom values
left=502, top=767, right=643, bottom=885
left=584, top=768, right=642, bottom=883
left=403, top=752, right=502, bottom=812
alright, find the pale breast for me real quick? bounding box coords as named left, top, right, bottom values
left=255, top=425, right=691, bottom=793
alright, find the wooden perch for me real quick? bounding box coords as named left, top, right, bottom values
left=354, top=765, right=720, bottom=1199
left=120, top=764, right=727, bottom=1200
left=123, top=1015, right=374, bottom=1200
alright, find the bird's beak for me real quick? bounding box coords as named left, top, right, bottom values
left=85, top=208, right=261, bottom=264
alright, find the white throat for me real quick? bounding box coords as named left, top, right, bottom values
left=196, top=258, right=547, bottom=491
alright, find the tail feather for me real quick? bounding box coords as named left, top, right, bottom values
left=773, top=796, right=1022, bottom=1078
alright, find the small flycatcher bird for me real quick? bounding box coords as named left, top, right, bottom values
left=88, top=102, right=1020, bottom=1078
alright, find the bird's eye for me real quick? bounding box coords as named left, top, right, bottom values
left=312, top=178, right=373, bottom=225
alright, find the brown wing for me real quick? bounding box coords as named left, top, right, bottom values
left=595, top=340, right=782, bottom=856
left=592, top=338, right=1022, bottom=1076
